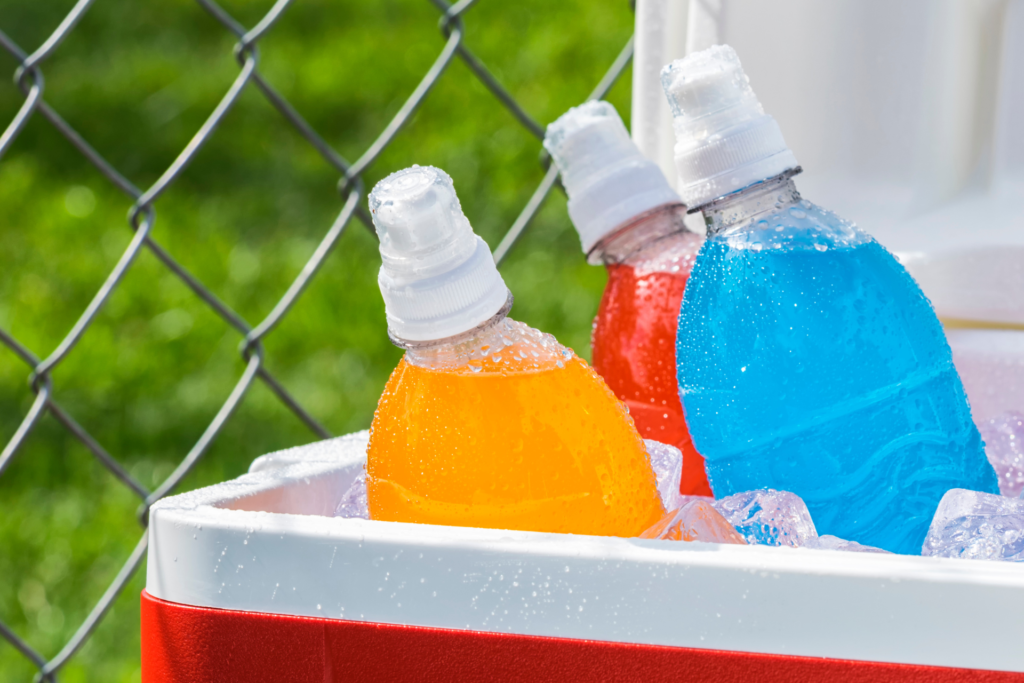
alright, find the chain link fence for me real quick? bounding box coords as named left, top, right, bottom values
left=0, top=0, right=633, bottom=679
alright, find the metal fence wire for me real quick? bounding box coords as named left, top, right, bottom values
left=0, top=0, right=633, bottom=679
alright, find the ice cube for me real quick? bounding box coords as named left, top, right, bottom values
left=645, top=439, right=684, bottom=511
left=980, top=411, right=1024, bottom=498
left=921, top=488, right=1024, bottom=561
left=712, top=488, right=818, bottom=547
left=639, top=498, right=746, bottom=544
left=805, top=535, right=891, bottom=554
left=334, top=470, right=369, bottom=519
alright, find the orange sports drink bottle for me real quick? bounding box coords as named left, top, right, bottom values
left=365, top=165, right=664, bottom=537
left=544, top=101, right=711, bottom=496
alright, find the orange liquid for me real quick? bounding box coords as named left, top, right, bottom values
left=367, top=348, right=664, bottom=537
left=593, top=264, right=713, bottom=496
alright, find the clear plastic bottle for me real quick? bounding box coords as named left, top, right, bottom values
left=366, top=165, right=664, bottom=537
left=544, top=102, right=710, bottom=496
left=662, top=46, right=998, bottom=554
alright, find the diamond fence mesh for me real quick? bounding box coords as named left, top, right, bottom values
left=0, top=0, right=633, bottom=679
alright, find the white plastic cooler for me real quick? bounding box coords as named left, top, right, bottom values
left=141, top=433, right=1024, bottom=682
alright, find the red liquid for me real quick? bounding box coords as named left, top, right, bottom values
left=592, top=263, right=713, bottom=496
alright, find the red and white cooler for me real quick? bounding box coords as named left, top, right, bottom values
left=142, top=432, right=1024, bottom=682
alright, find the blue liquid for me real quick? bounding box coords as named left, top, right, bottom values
left=677, top=200, right=998, bottom=554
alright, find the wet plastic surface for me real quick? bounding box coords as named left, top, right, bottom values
left=594, top=250, right=711, bottom=496
left=369, top=318, right=663, bottom=536
left=679, top=192, right=997, bottom=554
left=146, top=447, right=1024, bottom=673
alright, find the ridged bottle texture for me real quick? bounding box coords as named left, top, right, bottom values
left=676, top=180, right=998, bottom=554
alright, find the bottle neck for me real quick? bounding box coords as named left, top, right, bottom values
left=396, top=293, right=569, bottom=373
left=701, top=170, right=802, bottom=237
left=589, top=203, right=689, bottom=265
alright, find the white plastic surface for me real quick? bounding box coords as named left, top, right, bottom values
left=661, top=45, right=799, bottom=208
left=949, top=330, right=1024, bottom=423
left=148, top=433, right=1024, bottom=673
left=544, top=101, right=682, bottom=254
left=369, top=166, right=508, bottom=342
left=631, top=0, right=688, bottom=186
left=633, top=0, right=1024, bottom=323
left=248, top=430, right=369, bottom=473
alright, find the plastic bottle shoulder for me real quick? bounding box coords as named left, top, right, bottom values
left=622, top=229, right=703, bottom=275
left=590, top=204, right=703, bottom=275
left=403, top=316, right=573, bottom=374
left=711, top=197, right=871, bottom=254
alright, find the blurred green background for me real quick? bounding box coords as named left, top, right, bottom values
left=0, top=0, right=633, bottom=680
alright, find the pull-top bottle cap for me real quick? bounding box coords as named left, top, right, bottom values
left=544, top=101, right=682, bottom=254
left=369, top=166, right=509, bottom=342
left=661, top=45, right=799, bottom=209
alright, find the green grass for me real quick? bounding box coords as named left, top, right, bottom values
left=0, top=0, right=633, bottom=679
